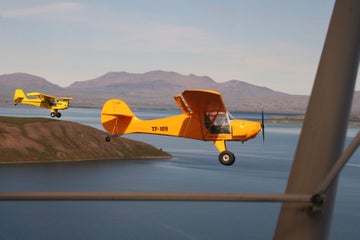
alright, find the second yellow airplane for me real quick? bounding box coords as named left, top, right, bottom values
left=101, top=89, right=264, bottom=165
left=13, top=89, right=73, bottom=118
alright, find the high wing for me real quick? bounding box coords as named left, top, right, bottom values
left=58, top=97, right=73, bottom=101
left=175, top=89, right=227, bottom=115
left=27, top=92, right=56, bottom=103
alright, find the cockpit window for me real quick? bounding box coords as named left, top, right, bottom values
left=204, top=111, right=231, bottom=134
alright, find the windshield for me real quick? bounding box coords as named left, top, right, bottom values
left=204, top=111, right=231, bottom=134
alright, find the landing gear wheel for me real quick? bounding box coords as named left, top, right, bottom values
left=219, top=151, right=235, bottom=166
left=50, top=112, right=56, bottom=118
left=56, top=112, right=62, bottom=118
left=105, top=136, right=111, bottom=142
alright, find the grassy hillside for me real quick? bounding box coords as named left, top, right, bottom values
left=0, top=116, right=171, bottom=163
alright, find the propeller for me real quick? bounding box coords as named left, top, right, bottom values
left=261, top=109, right=265, bottom=143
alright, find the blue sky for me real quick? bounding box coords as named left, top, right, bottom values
left=1, top=0, right=357, bottom=95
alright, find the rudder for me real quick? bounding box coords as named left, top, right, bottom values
left=13, top=89, right=27, bottom=104
left=101, top=99, right=135, bottom=135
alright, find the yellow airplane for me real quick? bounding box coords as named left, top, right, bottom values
left=101, top=89, right=264, bottom=165
left=13, top=89, right=73, bottom=118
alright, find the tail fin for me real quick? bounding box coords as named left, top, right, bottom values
left=101, top=99, right=135, bottom=135
left=13, top=89, right=27, bottom=104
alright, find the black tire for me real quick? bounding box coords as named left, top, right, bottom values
left=218, top=151, right=235, bottom=166
left=50, top=112, right=56, bottom=118
left=56, top=112, right=62, bottom=118
left=105, top=136, right=111, bottom=142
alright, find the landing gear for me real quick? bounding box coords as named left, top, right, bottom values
left=105, top=136, right=111, bottom=142
left=50, top=111, right=62, bottom=118
left=219, top=151, right=235, bottom=166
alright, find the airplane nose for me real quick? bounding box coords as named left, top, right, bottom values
left=247, top=122, right=262, bottom=139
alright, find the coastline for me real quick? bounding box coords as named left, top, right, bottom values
left=266, top=115, right=360, bottom=127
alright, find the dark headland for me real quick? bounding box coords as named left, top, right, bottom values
left=0, top=116, right=171, bottom=163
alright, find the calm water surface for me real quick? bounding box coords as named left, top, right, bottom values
left=0, top=107, right=359, bottom=239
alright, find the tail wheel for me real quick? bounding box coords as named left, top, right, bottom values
left=218, top=151, right=235, bottom=166
left=105, top=137, right=111, bottom=142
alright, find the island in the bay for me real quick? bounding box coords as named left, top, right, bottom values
left=0, top=116, right=171, bottom=163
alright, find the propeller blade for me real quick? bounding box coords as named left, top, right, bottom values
left=261, top=109, right=265, bottom=143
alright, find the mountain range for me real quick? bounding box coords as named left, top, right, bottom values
left=1, top=71, right=359, bottom=114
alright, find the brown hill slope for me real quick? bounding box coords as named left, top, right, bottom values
left=0, top=116, right=171, bottom=163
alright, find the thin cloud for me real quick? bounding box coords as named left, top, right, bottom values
left=199, top=3, right=236, bottom=16
left=1, top=2, right=84, bottom=19
left=93, top=19, right=219, bottom=53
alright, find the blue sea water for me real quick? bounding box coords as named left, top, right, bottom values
left=0, top=107, right=359, bottom=239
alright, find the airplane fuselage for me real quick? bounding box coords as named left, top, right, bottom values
left=116, top=114, right=261, bottom=142
left=16, top=98, right=69, bottom=112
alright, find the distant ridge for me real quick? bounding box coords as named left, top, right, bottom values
left=1, top=71, right=359, bottom=113
left=0, top=72, right=62, bottom=92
